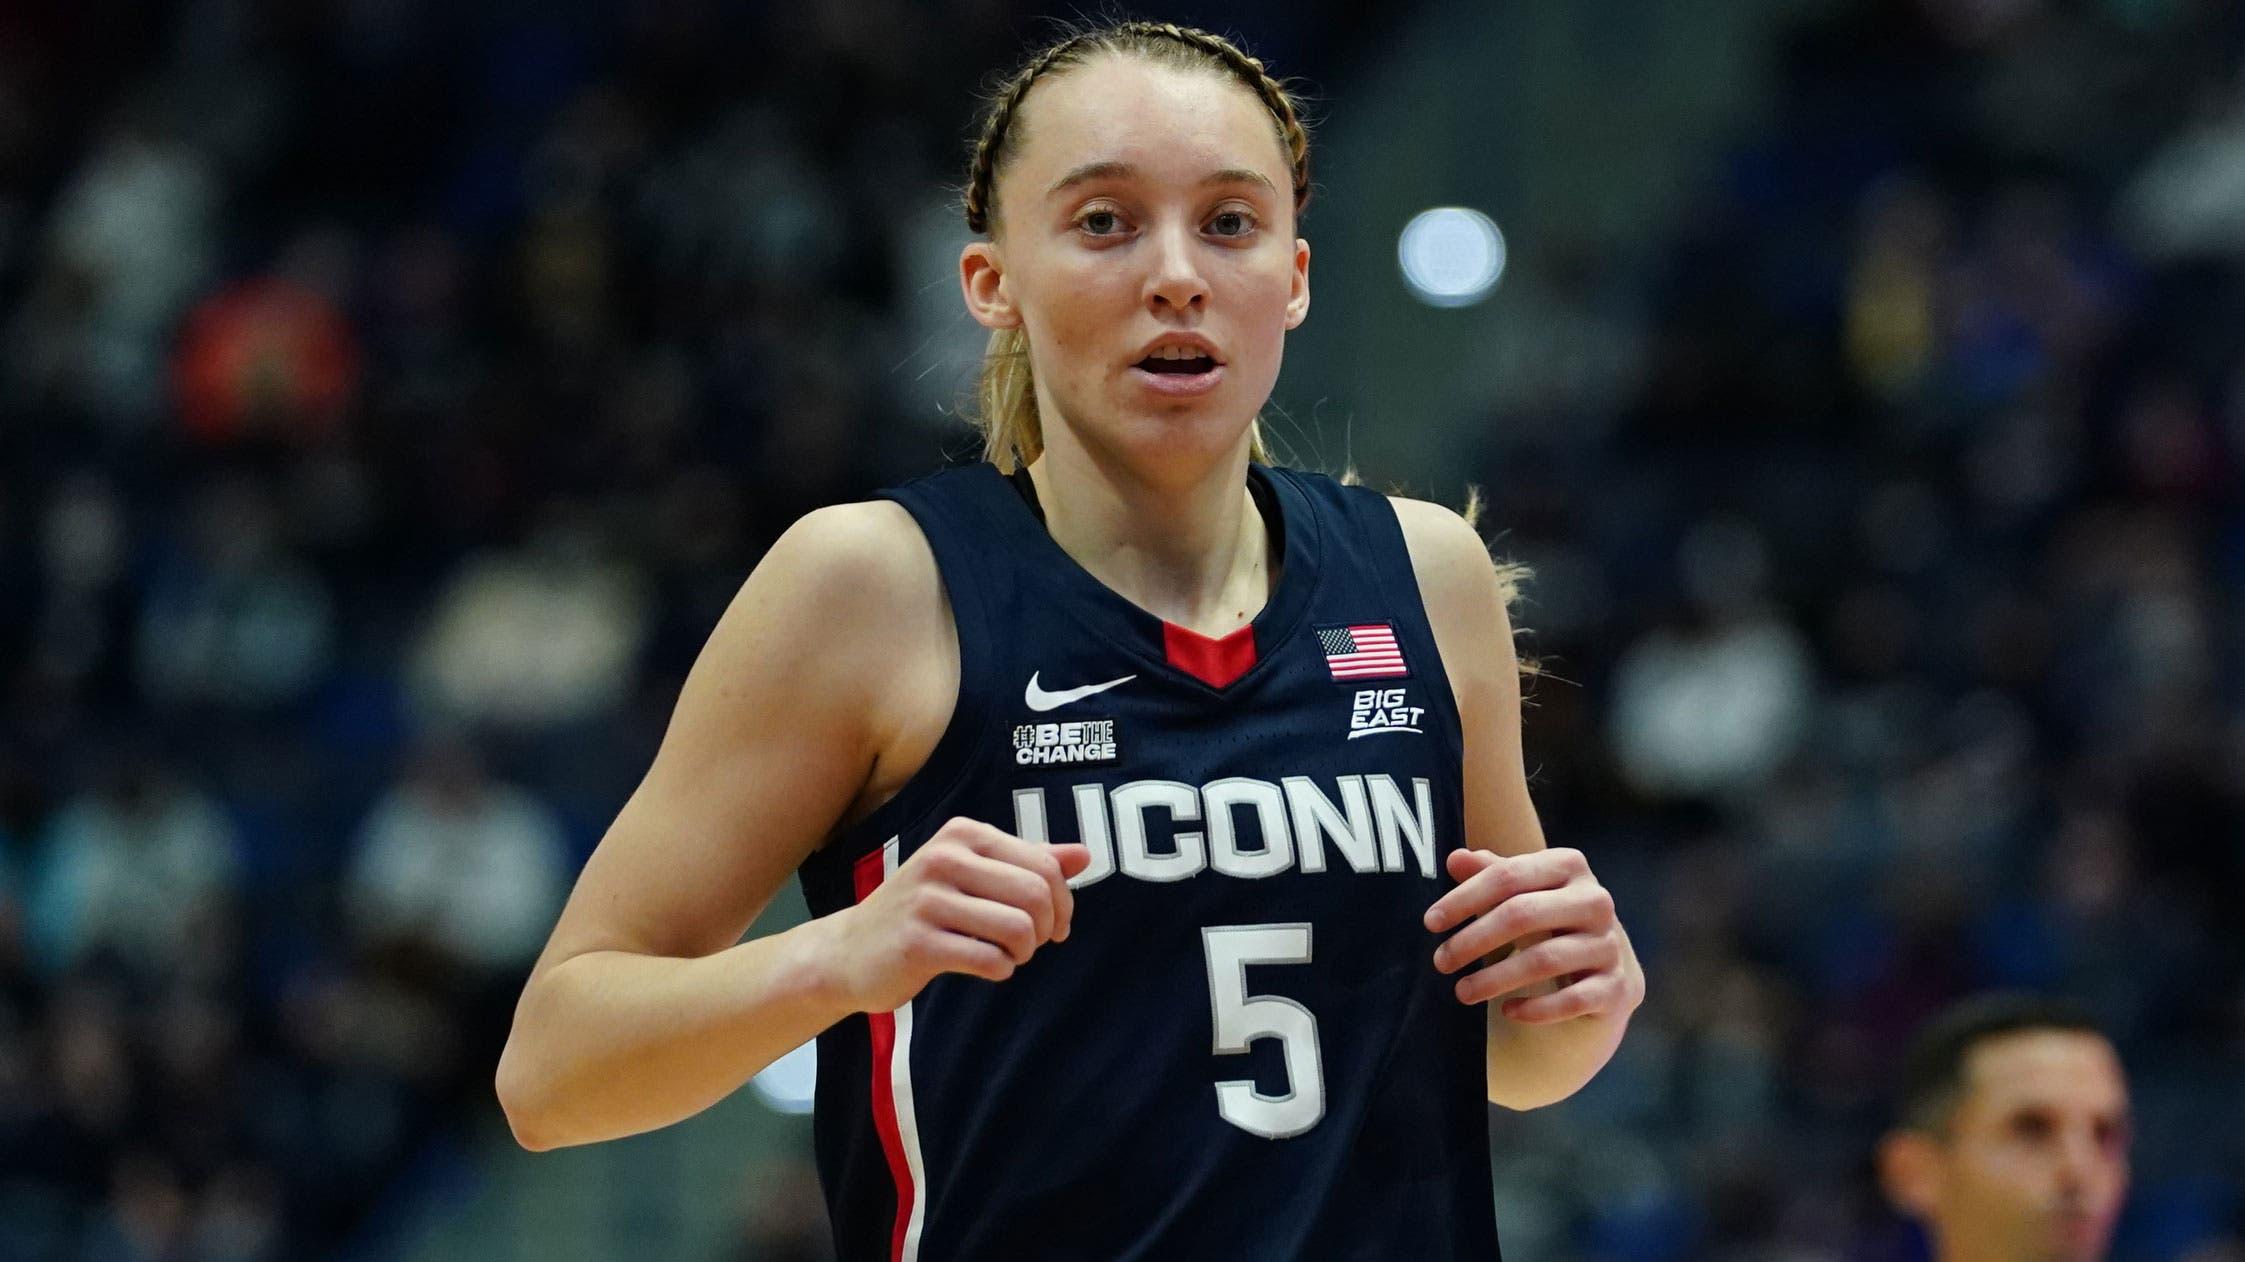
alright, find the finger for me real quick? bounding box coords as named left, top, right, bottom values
left=960, top=823, right=1079, bottom=943
left=1424, top=848, right=1582, bottom=933
left=922, top=932, right=1016, bottom=985
left=926, top=832, right=1070, bottom=943
left=1433, top=886, right=1615, bottom=974
left=1444, top=847, right=1502, bottom=883
left=1500, top=973, right=1621, bottom=1024
left=1453, top=933, right=1617, bottom=1004
left=946, top=856, right=1058, bottom=945
left=1048, top=845, right=1089, bottom=939
left=926, top=889, right=1040, bottom=964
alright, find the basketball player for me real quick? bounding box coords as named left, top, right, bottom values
left=497, top=22, right=1644, bottom=1259
left=1878, top=995, right=2132, bottom=1262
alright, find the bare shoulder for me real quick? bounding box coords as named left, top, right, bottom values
left=1384, top=495, right=1517, bottom=642
left=686, top=491, right=951, bottom=727
left=717, top=495, right=954, bottom=765
left=521, top=498, right=949, bottom=972
left=1386, top=496, right=1498, bottom=594
left=756, top=500, right=942, bottom=624
left=1386, top=503, right=1545, bottom=857
left=1384, top=494, right=1523, bottom=722
left=744, top=499, right=957, bottom=827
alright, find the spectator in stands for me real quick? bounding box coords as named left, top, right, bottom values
left=22, top=751, right=241, bottom=985
left=1878, top=994, right=2131, bottom=1262
left=343, top=734, right=569, bottom=984
left=0, top=0, right=2239, bottom=1255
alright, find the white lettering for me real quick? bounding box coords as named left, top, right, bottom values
left=1204, top=777, right=1293, bottom=879
left=1281, top=775, right=1378, bottom=874
left=1015, top=743, right=1118, bottom=765
left=1013, top=786, right=1116, bottom=889
left=1349, top=687, right=1427, bottom=739
left=1011, top=774, right=1438, bottom=886
left=1370, top=775, right=1436, bottom=878
left=1113, top=780, right=1205, bottom=882
left=1012, top=786, right=1045, bottom=842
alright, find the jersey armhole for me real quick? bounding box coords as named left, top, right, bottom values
left=814, top=487, right=1003, bottom=871
left=1355, top=488, right=1470, bottom=772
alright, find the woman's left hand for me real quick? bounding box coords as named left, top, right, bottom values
left=1424, top=847, right=1641, bottom=1023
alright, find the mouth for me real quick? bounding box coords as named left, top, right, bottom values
left=1135, top=351, right=1220, bottom=375
left=1129, top=345, right=1225, bottom=397
left=2049, top=1209, right=2107, bottom=1252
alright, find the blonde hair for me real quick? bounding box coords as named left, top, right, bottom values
left=960, top=20, right=1310, bottom=472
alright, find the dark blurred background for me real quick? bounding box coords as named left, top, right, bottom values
left=1, top=1, right=2241, bottom=1259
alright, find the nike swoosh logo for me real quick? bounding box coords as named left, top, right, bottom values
left=1024, top=671, right=1136, bottom=712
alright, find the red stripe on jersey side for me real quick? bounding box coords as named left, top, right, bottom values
left=1162, top=620, right=1258, bottom=689
left=852, top=848, right=916, bottom=1262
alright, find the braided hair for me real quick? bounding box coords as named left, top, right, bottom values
left=960, top=22, right=1312, bottom=473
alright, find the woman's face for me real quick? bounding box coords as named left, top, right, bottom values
left=962, top=55, right=1310, bottom=471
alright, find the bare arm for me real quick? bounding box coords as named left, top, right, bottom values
left=1391, top=496, right=1646, bottom=1111
left=494, top=503, right=1084, bottom=1150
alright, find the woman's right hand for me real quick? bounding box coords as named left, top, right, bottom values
left=830, top=818, right=1091, bottom=1014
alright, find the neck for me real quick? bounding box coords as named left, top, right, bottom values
left=1931, top=1226, right=2038, bottom=1262
left=1026, top=426, right=1274, bottom=638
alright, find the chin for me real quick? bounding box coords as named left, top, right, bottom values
left=1157, top=406, right=1257, bottom=446
left=2045, top=1216, right=2116, bottom=1262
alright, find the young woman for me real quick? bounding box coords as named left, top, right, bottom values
left=497, top=21, right=1644, bottom=1260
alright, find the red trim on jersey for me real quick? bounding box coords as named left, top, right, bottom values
left=1162, top=620, right=1258, bottom=689
left=852, top=848, right=915, bottom=1262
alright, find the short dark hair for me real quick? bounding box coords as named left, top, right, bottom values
left=1895, top=993, right=2111, bottom=1133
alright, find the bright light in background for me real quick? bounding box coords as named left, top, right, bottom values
left=751, top=1039, right=817, bottom=1114
left=1397, top=207, right=1507, bottom=308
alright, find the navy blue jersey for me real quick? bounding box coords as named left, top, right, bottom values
left=798, top=461, right=1499, bottom=1262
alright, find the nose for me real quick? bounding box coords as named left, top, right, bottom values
left=2053, top=1129, right=2106, bottom=1197
left=1142, top=220, right=1209, bottom=316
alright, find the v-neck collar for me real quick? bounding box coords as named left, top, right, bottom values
left=967, top=460, right=1322, bottom=696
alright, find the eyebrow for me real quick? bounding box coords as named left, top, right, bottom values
left=1046, top=160, right=1278, bottom=198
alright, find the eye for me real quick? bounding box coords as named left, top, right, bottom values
left=1208, top=209, right=1257, bottom=238
left=2008, top=1111, right=2055, bottom=1144
left=1076, top=207, right=1127, bottom=237
left=2094, top=1117, right=2131, bottom=1154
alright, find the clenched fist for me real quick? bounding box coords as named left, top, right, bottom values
left=1424, top=847, right=1640, bottom=1024
left=830, top=818, right=1091, bottom=1014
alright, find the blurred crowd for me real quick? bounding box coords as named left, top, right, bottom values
left=0, top=1, right=1356, bottom=1258
left=1478, top=2, right=2245, bottom=1258
left=0, top=0, right=2240, bottom=1260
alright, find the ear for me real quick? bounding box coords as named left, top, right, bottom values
left=961, top=241, right=1021, bottom=331
left=1284, top=236, right=1310, bottom=330
left=1878, top=1130, right=1943, bottom=1222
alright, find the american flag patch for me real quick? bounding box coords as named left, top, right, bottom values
left=1317, top=623, right=1408, bottom=680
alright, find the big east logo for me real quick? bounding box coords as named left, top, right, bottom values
left=1349, top=687, right=1424, bottom=739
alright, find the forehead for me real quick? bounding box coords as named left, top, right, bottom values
left=1007, top=55, right=1288, bottom=192
left=1956, top=1031, right=2129, bottom=1120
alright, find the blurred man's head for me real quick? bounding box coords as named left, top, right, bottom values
left=1878, top=995, right=2131, bottom=1262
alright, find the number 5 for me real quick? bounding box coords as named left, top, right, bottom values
left=1201, top=923, right=1325, bottom=1138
